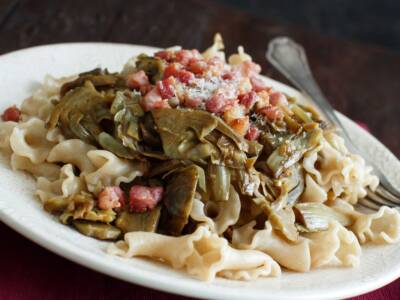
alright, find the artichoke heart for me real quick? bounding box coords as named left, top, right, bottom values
left=267, top=129, right=322, bottom=178
left=111, top=90, right=144, bottom=142
left=152, top=108, right=262, bottom=167
left=48, top=81, right=113, bottom=144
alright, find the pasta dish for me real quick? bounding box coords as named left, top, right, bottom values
left=1, top=35, right=399, bottom=281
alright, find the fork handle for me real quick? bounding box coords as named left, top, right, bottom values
left=266, top=37, right=355, bottom=150
left=266, top=37, right=400, bottom=197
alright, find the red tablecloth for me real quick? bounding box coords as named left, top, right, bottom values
left=1, top=222, right=399, bottom=300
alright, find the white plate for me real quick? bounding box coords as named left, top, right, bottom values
left=1, top=43, right=400, bottom=300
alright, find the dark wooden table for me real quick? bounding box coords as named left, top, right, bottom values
left=0, top=0, right=399, bottom=299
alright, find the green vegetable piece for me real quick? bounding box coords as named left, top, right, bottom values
left=72, top=220, right=121, bottom=240
left=215, top=118, right=251, bottom=153
left=152, top=108, right=261, bottom=168
left=294, top=203, right=352, bottom=232
left=152, top=109, right=218, bottom=163
left=283, top=111, right=302, bottom=134
left=269, top=206, right=299, bottom=242
left=115, top=206, right=161, bottom=233
left=60, top=68, right=125, bottom=96
left=97, top=132, right=135, bottom=159
left=267, top=129, right=322, bottom=178
left=159, top=165, right=199, bottom=236
left=135, top=54, right=166, bottom=83
left=44, top=192, right=95, bottom=217
left=214, top=134, right=257, bottom=169
left=192, top=165, right=207, bottom=192
left=43, top=197, right=69, bottom=213
left=112, top=90, right=144, bottom=144
left=280, top=165, right=305, bottom=206
left=60, top=209, right=116, bottom=224
left=253, top=197, right=299, bottom=242
left=139, top=113, right=161, bottom=147
left=148, top=160, right=183, bottom=177
left=298, top=103, right=322, bottom=122
left=290, top=103, right=313, bottom=124
left=48, top=81, right=113, bottom=144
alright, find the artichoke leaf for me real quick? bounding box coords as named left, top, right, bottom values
left=148, top=159, right=183, bottom=177
left=152, top=109, right=261, bottom=167
left=253, top=197, right=299, bottom=242
left=208, top=164, right=230, bottom=201
left=151, top=109, right=219, bottom=162
left=112, top=90, right=144, bottom=144
left=294, top=203, right=352, bottom=232
left=44, top=192, right=95, bottom=217
left=60, top=208, right=116, bottom=224
left=278, top=165, right=304, bottom=206
left=215, top=119, right=249, bottom=152
left=43, top=197, right=69, bottom=214
left=135, top=54, right=166, bottom=83
left=110, top=91, right=168, bottom=159
left=215, top=115, right=262, bottom=156
left=267, top=129, right=322, bottom=178
left=72, top=220, right=121, bottom=240
left=74, top=209, right=116, bottom=223
left=115, top=206, right=161, bottom=233
left=259, top=130, right=295, bottom=157
left=60, top=68, right=125, bottom=96
left=48, top=81, right=113, bottom=144
left=192, top=165, right=207, bottom=192
left=152, top=109, right=218, bottom=141
left=290, top=103, right=314, bottom=124
left=97, top=132, right=137, bottom=159
left=159, top=165, right=199, bottom=236
left=212, top=135, right=248, bottom=168
left=270, top=206, right=299, bottom=242
left=140, top=113, right=162, bottom=147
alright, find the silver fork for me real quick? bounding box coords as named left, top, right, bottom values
left=266, top=37, right=400, bottom=210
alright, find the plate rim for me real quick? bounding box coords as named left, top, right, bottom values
left=1, top=42, right=399, bottom=300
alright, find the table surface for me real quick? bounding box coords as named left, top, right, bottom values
left=0, top=0, right=399, bottom=299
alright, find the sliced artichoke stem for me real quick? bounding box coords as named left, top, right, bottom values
left=294, top=202, right=352, bottom=232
